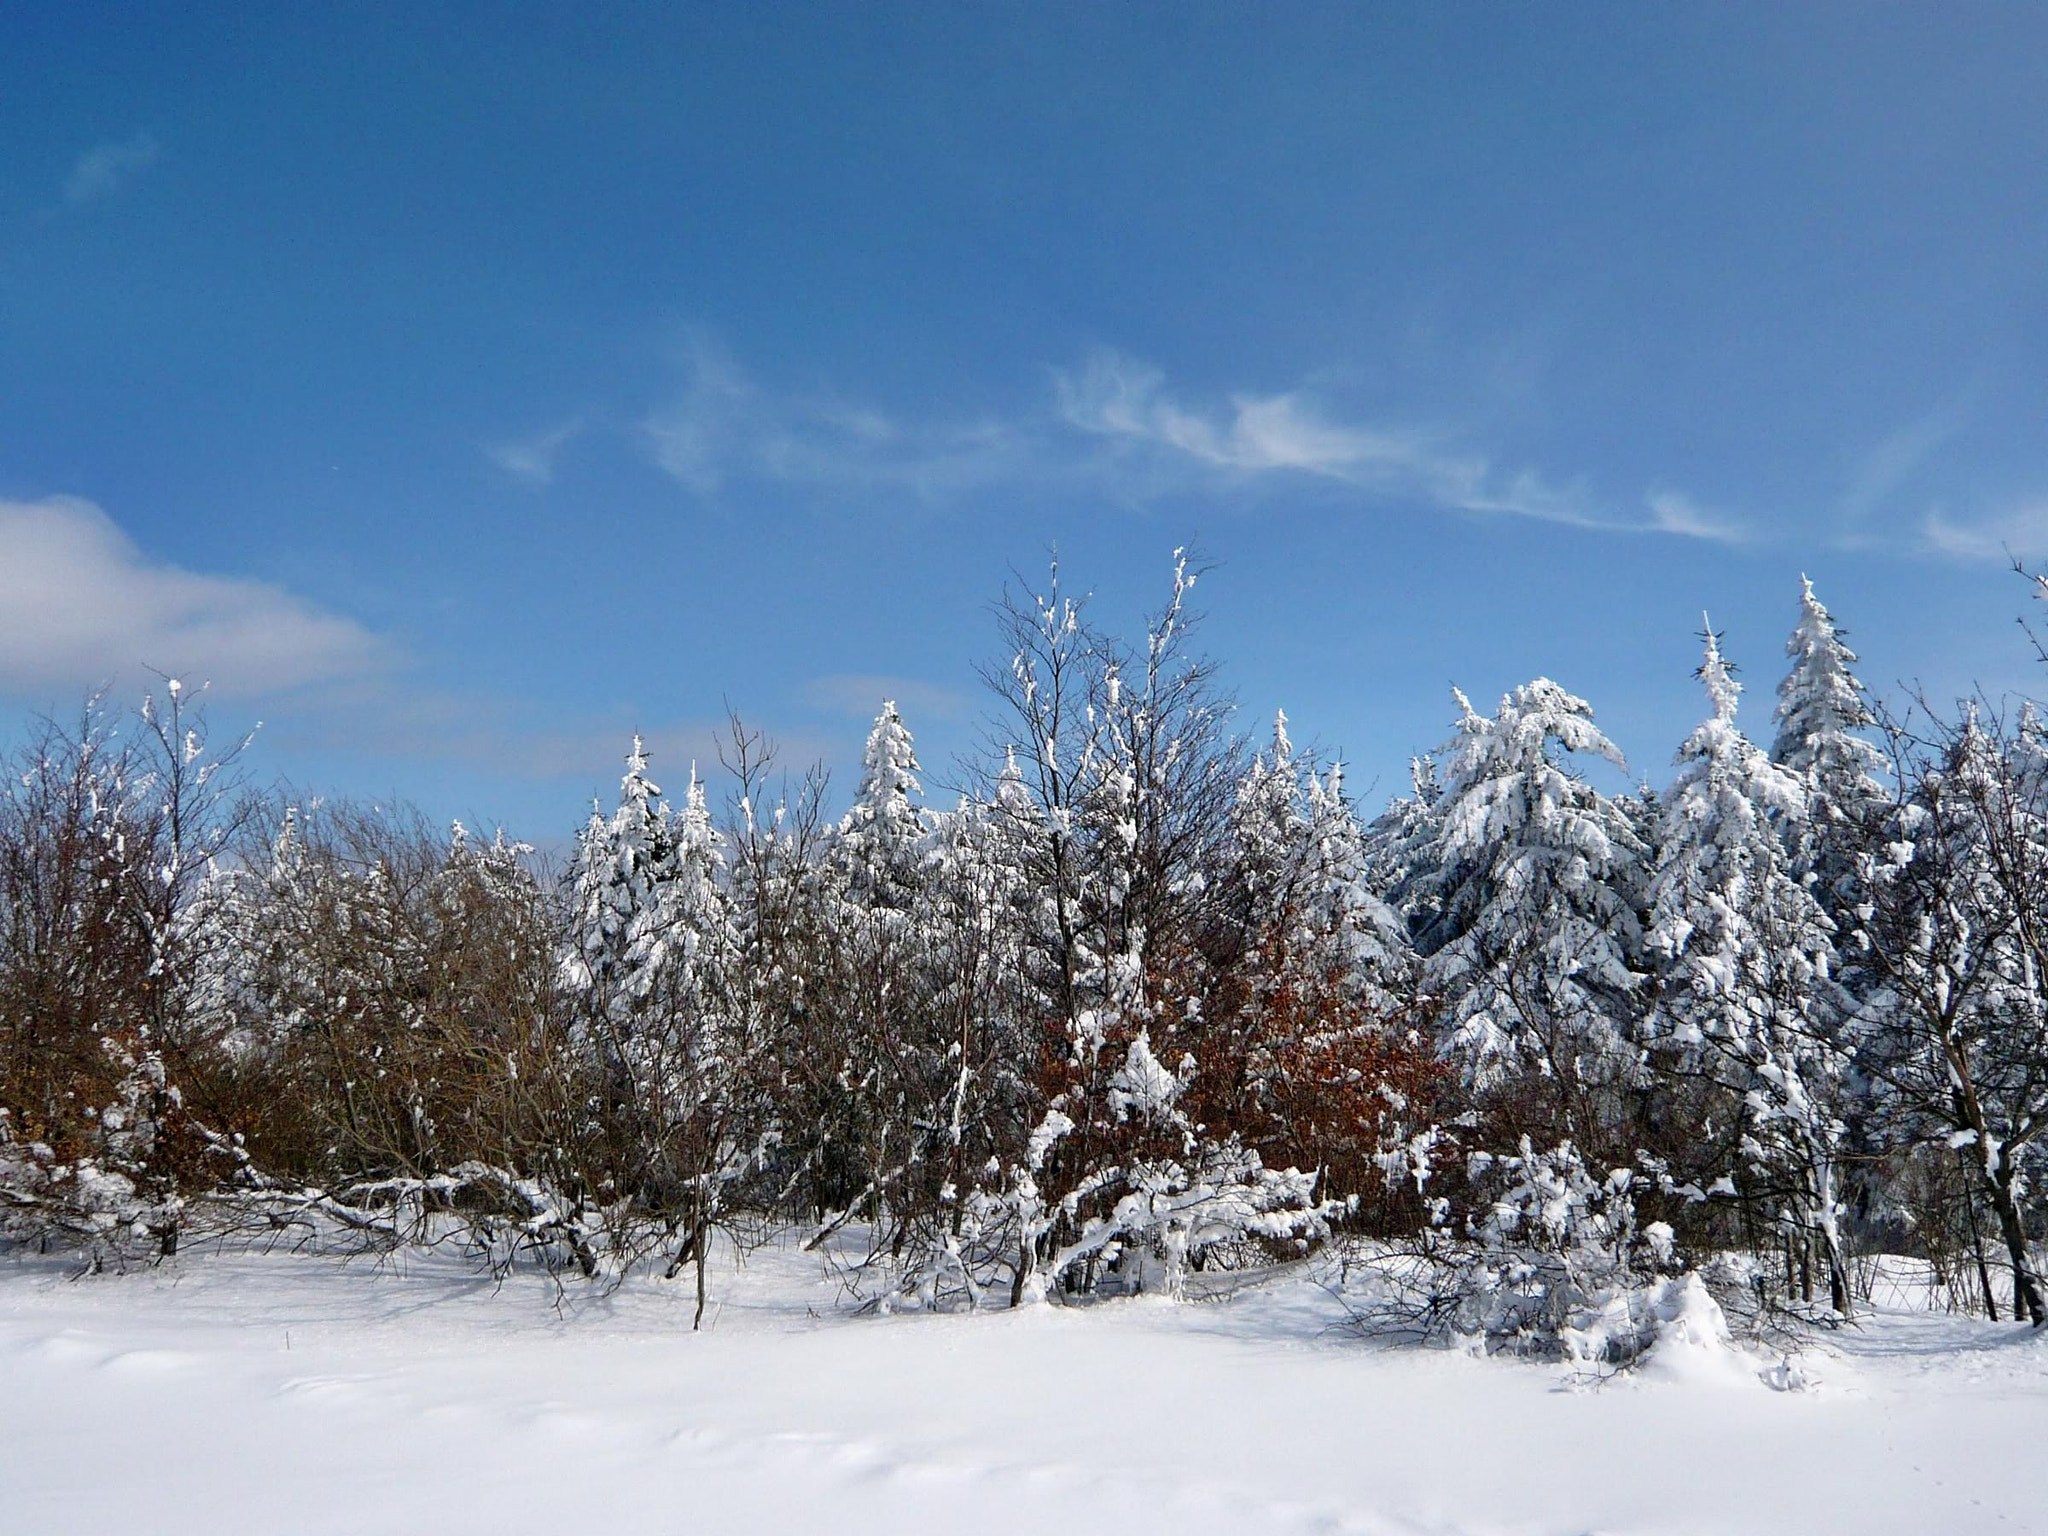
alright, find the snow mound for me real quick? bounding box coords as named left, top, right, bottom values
left=1630, top=1274, right=1758, bottom=1388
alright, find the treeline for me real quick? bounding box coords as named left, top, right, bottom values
left=2, top=555, right=2044, bottom=1337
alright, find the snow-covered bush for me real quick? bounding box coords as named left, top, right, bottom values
left=1023, top=1037, right=1332, bottom=1303
left=872, top=1032, right=1336, bottom=1311
left=0, top=1045, right=188, bottom=1268
left=0, top=686, right=253, bottom=1267
left=1349, top=1136, right=1704, bottom=1366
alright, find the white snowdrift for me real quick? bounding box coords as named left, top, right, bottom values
left=3, top=1236, right=2044, bottom=1536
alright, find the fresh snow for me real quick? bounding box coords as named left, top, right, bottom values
left=4, top=1237, right=2044, bottom=1535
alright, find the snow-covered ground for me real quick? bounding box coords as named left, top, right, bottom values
left=4, top=1235, right=2044, bottom=1535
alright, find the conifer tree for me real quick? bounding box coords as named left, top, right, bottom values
left=564, top=737, right=680, bottom=1051
left=1419, top=680, right=1647, bottom=1140
left=1648, top=625, right=1853, bottom=1312
left=1772, top=577, right=1887, bottom=920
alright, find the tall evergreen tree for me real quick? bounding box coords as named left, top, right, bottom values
left=1420, top=680, right=1647, bottom=1133
left=563, top=737, right=681, bottom=1055
left=1772, top=577, right=1887, bottom=920
left=833, top=700, right=928, bottom=907
left=1648, top=625, right=1853, bottom=1312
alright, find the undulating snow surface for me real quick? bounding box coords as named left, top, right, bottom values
left=4, top=1237, right=2043, bottom=1535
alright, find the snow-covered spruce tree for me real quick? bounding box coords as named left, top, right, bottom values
left=610, top=766, right=780, bottom=1321
left=563, top=737, right=682, bottom=1075
left=864, top=743, right=1072, bottom=1306
left=1772, top=577, right=1887, bottom=927
left=846, top=781, right=1045, bottom=1310
left=549, top=731, right=794, bottom=1308
left=1415, top=680, right=1649, bottom=1147
left=1852, top=704, right=2048, bottom=1326
left=1646, top=625, right=1854, bottom=1314
left=794, top=702, right=941, bottom=1262
left=832, top=701, right=927, bottom=904
left=1362, top=755, right=1445, bottom=947
left=1230, top=713, right=1418, bottom=1013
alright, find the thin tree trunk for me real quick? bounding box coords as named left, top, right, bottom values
left=1961, top=1178, right=2000, bottom=1322
left=1984, top=1174, right=2046, bottom=1327
left=692, top=1214, right=711, bottom=1330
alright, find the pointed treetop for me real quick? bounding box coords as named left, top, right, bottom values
left=1773, top=575, right=1880, bottom=777
left=1696, top=616, right=1740, bottom=725
left=845, top=700, right=925, bottom=849
left=623, top=733, right=659, bottom=797
left=1271, top=708, right=1293, bottom=767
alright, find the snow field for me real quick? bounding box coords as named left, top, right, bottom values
left=4, top=1234, right=2045, bottom=1535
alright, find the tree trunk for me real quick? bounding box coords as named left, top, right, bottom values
left=1813, top=1158, right=1853, bottom=1319
left=1822, top=1230, right=1852, bottom=1319
left=1962, top=1181, right=2000, bottom=1322
left=1984, top=1173, right=2046, bottom=1327
left=663, top=1221, right=698, bottom=1281
left=692, top=1215, right=711, bottom=1330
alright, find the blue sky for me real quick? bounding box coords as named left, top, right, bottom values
left=4, top=4, right=2046, bottom=834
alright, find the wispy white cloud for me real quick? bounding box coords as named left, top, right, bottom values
left=641, top=337, right=1025, bottom=503
left=0, top=496, right=398, bottom=699
left=1055, top=350, right=1437, bottom=481
left=1052, top=349, right=1746, bottom=542
left=1647, top=491, right=1749, bottom=544
left=486, top=417, right=586, bottom=486
left=515, top=334, right=1742, bottom=543
left=1923, top=501, right=2048, bottom=562
left=64, top=132, right=160, bottom=206
left=799, top=673, right=969, bottom=723
left=1843, top=399, right=1971, bottom=527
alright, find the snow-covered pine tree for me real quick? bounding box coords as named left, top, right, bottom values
left=1300, top=755, right=1422, bottom=1022
left=1772, top=577, right=1887, bottom=922
left=1363, top=755, right=1445, bottom=947
left=832, top=700, right=929, bottom=907
left=1647, top=624, right=1853, bottom=1313
left=623, top=765, right=774, bottom=1319
left=853, top=780, right=1049, bottom=1310
left=563, top=736, right=682, bottom=1063
left=800, top=702, right=938, bottom=1267
left=1418, top=679, right=1648, bottom=1140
